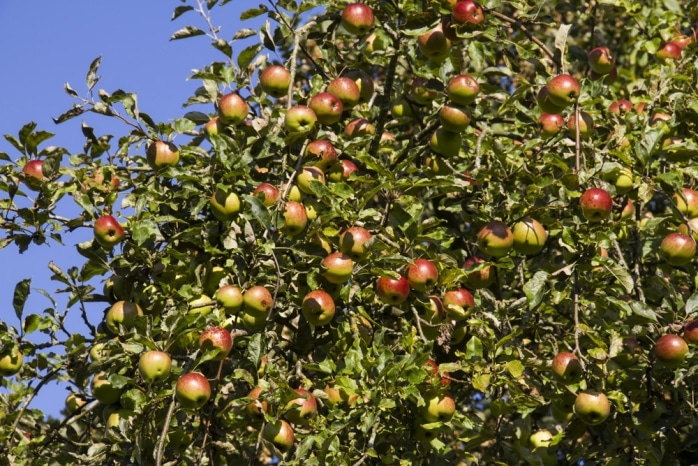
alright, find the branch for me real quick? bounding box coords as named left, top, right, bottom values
left=488, top=10, right=560, bottom=71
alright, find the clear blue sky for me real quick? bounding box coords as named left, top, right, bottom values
left=0, top=1, right=257, bottom=419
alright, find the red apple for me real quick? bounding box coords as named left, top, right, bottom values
left=420, top=389, right=456, bottom=422
left=246, top=386, right=270, bottom=417
left=262, top=419, right=295, bottom=451
left=305, top=140, right=338, bottom=170
left=546, top=74, right=581, bottom=108
left=673, top=188, right=698, bottom=218
left=551, top=351, right=583, bottom=384
left=339, top=226, right=372, bottom=260
left=302, top=289, right=336, bottom=326
left=175, top=372, right=211, bottom=409
left=199, top=326, right=233, bottom=361
left=283, top=389, right=318, bottom=425
left=660, top=232, right=696, bottom=266
left=138, top=350, right=172, bottom=384
left=683, top=320, right=698, bottom=345
left=443, top=288, right=475, bottom=321
left=94, top=215, right=126, bottom=248
left=567, top=111, right=595, bottom=138
left=451, top=0, right=484, bottom=27
left=243, top=286, right=273, bottom=314
left=654, top=334, right=689, bottom=367
left=341, top=3, right=374, bottom=35
left=281, top=201, right=308, bottom=236
left=579, top=187, right=612, bottom=222
left=253, top=183, right=280, bottom=207
left=146, top=140, right=180, bottom=169
left=657, top=41, right=682, bottom=61
left=407, top=258, right=439, bottom=292
left=22, top=159, right=45, bottom=190
left=588, top=47, right=615, bottom=75
left=447, top=74, right=479, bottom=106
left=536, top=86, right=566, bottom=114
left=417, top=25, right=452, bottom=63
left=439, top=104, right=472, bottom=132
left=327, top=77, right=361, bottom=109
left=260, top=65, right=292, bottom=98
left=218, top=93, right=249, bottom=125
left=308, top=92, right=343, bottom=126
left=375, top=275, right=410, bottom=305
left=321, top=252, right=353, bottom=284
left=344, top=117, right=375, bottom=138
left=344, top=69, right=374, bottom=103
left=463, top=256, right=494, bottom=289
left=538, top=113, right=564, bottom=138
left=328, top=159, right=359, bottom=182
left=609, top=99, right=633, bottom=115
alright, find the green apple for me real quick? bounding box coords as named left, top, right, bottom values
left=175, top=372, right=211, bottom=409
left=94, top=215, right=126, bottom=248
left=138, top=350, right=172, bottom=383
left=406, top=258, right=439, bottom=292
left=297, top=166, right=326, bottom=195
left=105, top=300, right=143, bottom=334
left=302, top=289, right=336, bottom=326
left=528, top=430, right=557, bottom=466
left=410, top=77, right=442, bottom=106
left=203, top=117, right=223, bottom=138
left=430, top=128, right=461, bottom=157
left=321, top=252, right=353, bottom=284
left=218, top=93, right=248, bottom=125
left=91, top=372, right=121, bottom=404
left=654, top=334, right=689, bottom=367
left=0, top=347, right=23, bottom=376
left=447, top=74, right=480, bottom=106
left=420, top=389, right=456, bottom=422
left=210, top=188, right=241, bottom=221
left=239, top=310, right=267, bottom=332
left=574, top=391, right=611, bottom=425
left=440, top=104, right=472, bottom=132
left=284, top=105, right=317, bottom=134
left=259, top=64, right=292, bottom=98
left=477, top=221, right=514, bottom=257
left=188, top=294, right=213, bottom=316
left=216, top=284, right=244, bottom=314
left=65, top=393, right=87, bottom=414
left=262, top=419, right=295, bottom=451
left=512, top=218, right=547, bottom=255
left=243, top=285, right=273, bottom=314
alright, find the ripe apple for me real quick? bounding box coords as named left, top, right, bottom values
left=305, top=139, right=338, bottom=170
left=420, top=389, right=456, bottom=422
left=588, top=47, right=615, bottom=74
left=672, top=34, right=694, bottom=50
left=536, top=86, right=566, bottom=114
left=440, top=104, right=472, bottom=132
left=574, top=391, right=611, bottom=425
left=660, top=232, right=696, bottom=266
left=65, top=393, right=86, bottom=413
left=551, top=351, right=583, bottom=384
left=302, top=289, right=336, bottom=326
left=260, top=65, right=291, bottom=98
left=683, top=320, right=698, bottom=345
left=567, top=111, right=595, bottom=138
left=175, top=372, right=211, bottom=409
left=284, top=389, right=318, bottom=425
left=340, top=3, right=374, bottom=35
left=94, top=215, right=125, bottom=248
left=654, top=334, right=689, bottom=368
left=199, top=326, right=233, bottom=361
left=344, top=117, right=375, bottom=138
left=538, top=113, right=564, bottom=138
left=321, top=252, right=353, bottom=284
left=281, top=201, right=308, bottom=236
left=188, top=294, right=213, bottom=316
left=512, top=218, right=547, bottom=255
left=407, top=258, right=439, bottom=292
left=85, top=167, right=120, bottom=192
left=0, top=348, right=23, bottom=377
left=657, top=41, right=682, bottom=61
left=22, top=159, right=45, bottom=190
left=297, top=166, right=326, bottom=195
left=216, top=284, right=244, bottom=314
left=253, top=183, right=280, bottom=207
left=284, top=105, right=317, bottom=134
left=327, top=77, right=361, bottom=109
left=579, top=187, right=612, bottom=222
left=443, top=288, right=475, bottom=320
left=262, top=419, right=295, bottom=451
left=210, top=188, right=241, bottom=221
left=328, top=159, right=359, bottom=182
left=105, top=300, right=143, bottom=334
left=146, top=140, right=180, bottom=169
left=609, top=99, right=633, bottom=115
left=91, top=372, right=121, bottom=404
left=344, top=69, right=374, bottom=103
left=218, top=93, right=248, bottom=125
left=308, top=92, right=343, bottom=126
left=138, top=350, right=172, bottom=383
left=339, top=226, right=372, bottom=260
left=417, top=25, right=452, bottom=62
left=451, top=0, right=485, bottom=26
left=463, top=256, right=494, bottom=289
left=546, top=74, right=581, bottom=108
left=204, top=117, right=223, bottom=138
left=477, top=221, right=514, bottom=257
left=243, top=285, right=273, bottom=314
left=673, top=188, right=698, bottom=218
left=430, top=128, right=461, bottom=157
left=447, top=74, right=480, bottom=106
left=375, top=275, right=410, bottom=305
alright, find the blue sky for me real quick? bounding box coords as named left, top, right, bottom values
left=0, top=1, right=257, bottom=418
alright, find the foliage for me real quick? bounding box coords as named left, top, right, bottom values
left=1, top=0, right=698, bottom=464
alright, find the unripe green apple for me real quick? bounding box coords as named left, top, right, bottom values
left=91, top=372, right=121, bottom=404
left=512, top=218, right=547, bottom=255
left=94, top=215, right=126, bottom=248
left=203, top=117, right=223, bottom=138
left=321, top=252, right=354, bottom=284
left=574, top=391, right=611, bottom=425
left=420, top=389, right=456, bottom=422
left=604, top=168, right=634, bottom=195
left=375, top=275, right=410, bottom=305
left=392, top=97, right=416, bottom=118
left=218, top=93, right=248, bottom=125
left=406, top=258, right=439, bottom=292
left=654, top=334, right=689, bottom=367
left=0, top=347, right=23, bottom=377
left=528, top=430, right=557, bottom=466
left=339, top=226, right=372, bottom=260
left=216, top=284, right=244, bottom=314
left=302, top=289, right=336, bottom=326
left=188, top=294, right=213, bottom=316
left=65, top=393, right=86, bottom=414
left=175, top=372, right=211, bottom=409
left=210, top=188, right=241, bottom=221
left=410, top=77, right=442, bottom=106
left=243, top=285, right=273, bottom=314
left=551, top=351, right=583, bottom=384
left=477, top=221, right=514, bottom=257
left=105, top=300, right=143, bottom=334
left=340, top=3, right=374, bottom=35
left=138, top=350, right=172, bottom=384
left=430, top=128, right=461, bottom=157
left=284, top=105, right=317, bottom=134
left=199, top=326, right=233, bottom=361
left=297, top=166, right=326, bottom=195
left=281, top=201, right=308, bottom=236
left=239, top=310, right=267, bottom=332
left=146, top=140, right=180, bottom=169
left=660, top=232, right=696, bottom=266
left=259, top=65, right=292, bottom=98
left=262, top=419, right=295, bottom=451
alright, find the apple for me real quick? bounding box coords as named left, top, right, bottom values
left=477, top=221, right=514, bottom=257
left=440, top=104, right=472, bottom=132
left=538, top=113, right=564, bottom=138
left=660, top=232, right=696, bottom=266
left=22, top=159, right=45, bottom=190
left=260, top=65, right=291, bottom=98
left=204, top=117, right=223, bottom=138
left=529, top=430, right=557, bottom=466
left=512, top=218, right=547, bottom=255
left=673, top=188, right=698, bottom=218
left=375, top=275, right=410, bottom=305
left=447, top=74, right=480, bottom=106
left=546, top=74, right=581, bottom=108
left=302, top=289, right=336, bottom=326
left=579, top=187, right=612, bottom=222
left=344, top=69, right=374, bottom=103
left=210, top=188, right=241, bottom=221
left=328, top=159, right=359, bottom=182
left=588, top=47, right=615, bottom=74
left=305, top=139, right=338, bottom=170
left=175, top=372, right=211, bottom=409
left=451, top=0, right=484, bottom=26
left=93, top=215, right=125, bottom=248
left=105, top=300, right=143, bottom=334
left=654, top=333, right=689, bottom=368
left=246, top=386, right=270, bottom=417
left=243, top=285, right=273, bottom=314
left=281, top=201, right=308, bottom=236
left=218, top=93, right=248, bottom=125
left=406, top=258, right=439, bottom=292
left=392, top=96, right=416, bottom=117
left=199, top=326, right=233, bottom=361
left=551, top=393, right=576, bottom=422
left=574, top=391, right=611, bottom=425
left=284, top=105, right=317, bottom=134
left=657, top=41, right=682, bottom=61
left=321, top=252, right=353, bottom=284
left=284, top=389, right=318, bottom=425
left=609, top=99, right=633, bottom=115
left=410, top=77, right=443, bottom=105
left=146, top=140, right=180, bottom=169
left=65, top=393, right=86, bottom=413
left=216, top=284, right=244, bottom=314
left=340, top=3, right=374, bottom=35
left=536, top=86, right=566, bottom=114
left=551, top=351, right=583, bottom=384
left=188, top=294, right=213, bottom=316
left=240, top=310, right=267, bottom=332
left=138, top=350, right=172, bottom=383
left=424, top=359, right=451, bottom=387
left=430, top=128, right=461, bottom=157
left=262, top=419, right=295, bottom=451
left=0, top=348, right=23, bottom=377
left=344, top=117, right=375, bottom=138
left=339, top=226, right=372, bottom=260
left=83, top=166, right=120, bottom=192
left=463, top=256, right=494, bottom=289
left=683, top=320, right=698, bottom=345
left=567, top=111, right=595, bottom=138
left=672, top=34, right=694, bottom=49
left=604, top=168, right=634, bottom=195
left=420, top=389, right=456, bottom=422
left=619, top=199, right=635, bottom=221
left=297, top=166, right=326, bottom=195
left=443, top=288, right=475, bottom=320
left=417, top=25, right=452, bottom=63
left=91, top=372, right=121, bottom=404
left=327, top=77, right=361, bottom=109
left=253, top=183, right=280, bottom=207
left=308, top=92, right=343, bottom=126
left=422, top=295, right=447, bottom=330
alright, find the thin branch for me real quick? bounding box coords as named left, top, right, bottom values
left=488, top=10, right=560, bottom=71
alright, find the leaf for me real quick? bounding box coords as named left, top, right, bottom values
left=523, top=271, right=549, bottom=310
left=13, top=278, right=31, bottom=321
left=686, top=292, right=698, bottom=316
left=172, top=5, right=194, bottom=20
left=629, top=301, right=658, bottom=322
left=240, top=6, right=268, bottom=20
left=465, top=336, right=483, bottom=360
left=237, top=44, right=262, bottom=69
left=554, top=24, right=572, bottom=65
left=243, top=194, right=271, bottom=229
left=592, top=256, right=634, bottom=293
left=170, top=26, right=206, bottom=41
left=86, top=56, right=102, bottom=92
left=505, top=360, right=525, bottom=378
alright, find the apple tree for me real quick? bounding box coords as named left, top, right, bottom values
left=1, top=0, right=698, bottom=464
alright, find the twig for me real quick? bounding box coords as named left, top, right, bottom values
left=351, top=415, right=381, bottom=466
left=411, top=307, right=428, bottom=344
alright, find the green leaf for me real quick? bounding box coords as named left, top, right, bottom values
left=170, top=26, right=206, bottom=41
left=686, top=292, right=698, bottom=316
left=13, top=278, right=31, bottom=321
left=505, top=360, right=524, bottom=378
left=629, top=301, right=658, bottom=322
left=172, top=5, right=194, bottom=20
left=523, top=271, right=549, bottom=310
left=240, top=6, right=268, bottom=20
left=237, top=44, right=262, bottom=69
left=86, top=56, right=102, bottom=92
left=465, top=336, right=483, bottom=360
